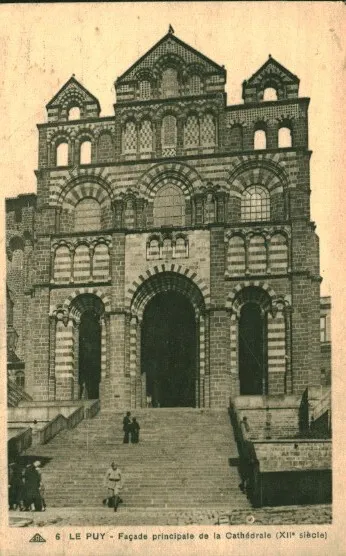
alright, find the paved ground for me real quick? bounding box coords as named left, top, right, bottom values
left=9, top=504, right=332, bottom=527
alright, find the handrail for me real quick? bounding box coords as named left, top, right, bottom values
left=39, top=414, right=67, bottom=445
left=67, top=406, right=84, bottom=429
left=85, top=399, right=100, bottom=419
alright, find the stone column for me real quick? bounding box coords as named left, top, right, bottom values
left=48, top=315, right=57, bottom=400
left=284, top=305, right=293, bottom=394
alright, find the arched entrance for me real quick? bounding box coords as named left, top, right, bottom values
left=239, top=302, right=268, bottom=395
left=78, top=310, right=101, bottom=399
left=141, top=291, right=196, bottom=407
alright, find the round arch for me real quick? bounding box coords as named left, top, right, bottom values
left=137, top=162, right=203, bottom=200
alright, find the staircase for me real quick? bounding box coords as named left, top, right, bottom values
left=23, top=408, right=250, bottom=509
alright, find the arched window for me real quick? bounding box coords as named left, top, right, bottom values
left=204, top=193, right=216, bottom=224
left=201, top=113, right=216, bottom=147
left=241, top=186, right=270, bottom=222
left=248, top=235, right=267, bottom=274
left=278, top=126, right=292, bottom=148
left=189, top=74, right=201, bottom=95
left=93, top=243, right=110, bottom=281
left=162, top=237, right=173, bottom=259
left=147, top=238, right=160, bottom=260
left=122, top=121, right=137, bottom=154
left=139, top=80, right=151, bottom=100
left=73, top=245, right=90, bottom=282
left=161, top=115, right=177, bottom=156
left=97, top=133, right=113, bottom=162
left=162, top=68, right=179, bottom=98
left=54, top=245, right=71, bottom=282
left=15, top=371, right=25, bottom=389
left=80, top=140, right=92, bottom=164
left=68, top=106, right=81, bottom=120
left=11, top=247, right=24, bottom=271
left=56, top=142, right=69, bottom=166
left=153, top=184, right=185, bottom=227
left=74, top=198, right=101, bottom=231
left=227, top=236, right=246, bottom=275
left=229, top=125, right=243, bottom=150
left=254, top=128, right=267, bottom=149
left=174, top=237, right=188, bottom=258
left=124, top=199, right=136, bottom=228
left=239, top=302, right=267, bottom=395
left=7, top=289, right=14, bottom=326
left=263, top=87, right=277, bottom=101
left=184, top=115, right=199, bottom=148
left=139, top=119, right=153, bottom=153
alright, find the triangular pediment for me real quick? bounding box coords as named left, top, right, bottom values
left=247, top=56, right=299, bottom=86
left=46, top=76, right=100, bottom=109
left=117, top=32, right=225, bottom=83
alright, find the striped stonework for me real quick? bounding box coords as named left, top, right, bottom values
left=53, top=245, right=71, bottom=283
left=127, top=263, right=210, bottom=318
left=248, top=235, right=267, bottom=274
left=55, top=319, right=75, bottom=400
left=227, top=235, right=246, bottom=276
left=137, top=161, right=203, bottom=200
left=269, top=233, right=289, bottom=273
left=267, top=311, right=286, bottom=393
left=73, top=244, right=91, bottom=282
left=93, top=243, right=110, bottom=281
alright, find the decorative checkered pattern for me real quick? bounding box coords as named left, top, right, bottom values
left=139, top=119, right=153, bottom=152
left=139, top=80, right=151, bottom=100
left=184, top=115, right=199, bottom=147
left=201, top=114, right=216, bottom=146
left=123, top=121, right=137, bottom=153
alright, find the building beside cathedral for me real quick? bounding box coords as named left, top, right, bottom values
left=6, top=30, right=331, bottom=410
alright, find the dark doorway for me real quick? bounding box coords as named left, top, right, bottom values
left=141, top=291, right=197, bottom=407
left=78, top=311, right=101, bottom=399
left=239, top=303, right=267, bottom=395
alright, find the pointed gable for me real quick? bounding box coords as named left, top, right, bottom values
left=46, top=77, right=101, bottom=122
left=243, top=55, right=300, bottom=103
left=115, top=32, right=226, bottom=103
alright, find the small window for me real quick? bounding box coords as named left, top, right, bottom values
left=189, top=75, right=201, bottom=95
left=278, top=127, right=292, bottom=148
left=74, top=198, right=101, bottom=231
left=80, top=140, right=92, bottom=164
left=241, top=186, right=270, bottom=222
left=68, top=106, right=81, bottom=120
left=56, top=142, right=69, bottom=166
left=254, top=129, right=267, bottom=150
left=263, top=87, right=277, bottom=101
left=320, top=316, right=327, bottom=343
left=15, top=371, right=25, bottom=389
left=162, top=68, right=179, bottom=98
left=153, top=184, right=185, bottom=227
left=139, top=80, right=151, bottom=100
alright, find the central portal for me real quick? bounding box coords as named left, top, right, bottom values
left=141, top=291, right=197, bottom=407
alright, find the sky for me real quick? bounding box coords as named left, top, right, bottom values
left=0, top=2, right=345, bottom=297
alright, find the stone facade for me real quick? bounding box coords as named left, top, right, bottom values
left=6, top=31, right=330, bottom=409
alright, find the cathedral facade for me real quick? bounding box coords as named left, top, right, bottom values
left=6, top=31, right=325, bottom=409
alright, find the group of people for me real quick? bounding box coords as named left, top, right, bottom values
left=102, top=412, right=142, bottom=512
left=8, top=459, right=46, bottom=512
left=122, top=412, right=140, bottom=444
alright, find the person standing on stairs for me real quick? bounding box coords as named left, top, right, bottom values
left=123, top=411, right=132, bottom=443
left=103, top=462, right=123, bottom=512
left=130, top=417, right=140, bottom=443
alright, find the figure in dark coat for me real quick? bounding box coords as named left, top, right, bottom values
left=9, top=461, right=24, bottom=510
left=23, top=463, right=42, bottom=511
left=130, top=417, right=140, bottom=444
left=122, top=411, right=132, bottom=443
